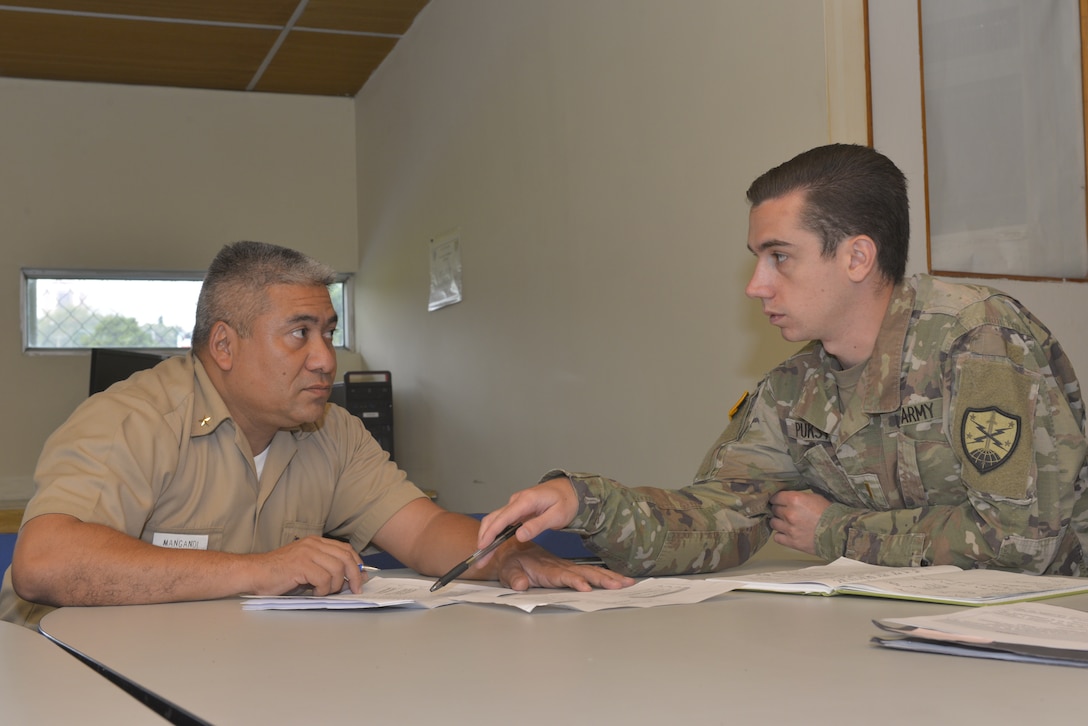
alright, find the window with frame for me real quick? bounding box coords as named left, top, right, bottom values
left=919, top=0, right=1088, bottom=280
left=22, top=269, right=352, bottom=352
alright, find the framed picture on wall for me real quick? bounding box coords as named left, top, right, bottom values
left=919, top=0, right=1088, bottom=281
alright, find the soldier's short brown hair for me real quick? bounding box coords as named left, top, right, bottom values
left=746, top=144, right=909, bottom=284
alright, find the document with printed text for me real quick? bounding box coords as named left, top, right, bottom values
left=872, top=601, right=1088, bottom=667
left=450, top=577, right=742, bottom=612
left=241, top=575, right=743, bottom=612
left=710, top=557, right=1088, bottom=606
left=242, top=576, right=511, bottom=610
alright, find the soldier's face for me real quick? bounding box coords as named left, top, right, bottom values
left=745, top=191, right=856, bottom=346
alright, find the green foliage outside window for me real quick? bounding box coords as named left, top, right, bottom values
left=23, top=272, right=349, bottom=352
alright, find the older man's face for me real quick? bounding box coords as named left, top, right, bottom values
left=224, top=283, right=338, bottom=446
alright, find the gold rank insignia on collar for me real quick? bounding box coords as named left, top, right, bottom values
left=199, top=416, right=212, bottom=427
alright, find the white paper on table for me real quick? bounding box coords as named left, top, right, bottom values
left=875, top=601, right=1088, bottom=651
left=452, top=577, right=745, bottom=613
left=242, top=575, right=515, bottom=611
left=710, top=557, right=1088, bottom=605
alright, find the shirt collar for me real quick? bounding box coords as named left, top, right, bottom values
left=188, top=353, right=321, bottom=441
left=789, top=278, right=914, bottom=435
left=857, top=278, right=915, bottom=415
left=189, top=354, right=233, bottom=438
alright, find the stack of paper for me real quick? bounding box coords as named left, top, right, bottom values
left=872, top=602, right=1088, bottom=667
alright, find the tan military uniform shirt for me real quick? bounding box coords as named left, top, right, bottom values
left=558, top=275, right=1088, bottom=577
left=0, top=354, right=424, bottom=626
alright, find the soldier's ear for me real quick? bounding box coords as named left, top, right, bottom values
left=844, top=235, right=878, bottom=282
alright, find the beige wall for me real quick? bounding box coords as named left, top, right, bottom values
left=0, top=78, right=361, bottom=505
left=353, top=0, right=865, bottom=512
left=1, top=0, right=880, bottom=514
left=869, top=0, right=1088, bottom=382
left=4, top=1, right=1080, bottom=525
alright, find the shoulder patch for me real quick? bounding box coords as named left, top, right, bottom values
left=960, top=406, right=1021, bottom=474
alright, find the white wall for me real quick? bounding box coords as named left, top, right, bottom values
left=353, top=0, right=863, bottom=512
left=0, top=78, right=361, bottom=506
left=869, top=0, right=1088, bottom=376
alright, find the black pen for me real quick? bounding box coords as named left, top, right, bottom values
left=430, top=522, right=522, bottom=592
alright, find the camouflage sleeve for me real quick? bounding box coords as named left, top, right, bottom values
left=815, top=315, right=1088, bottom=575
left=549, top=384, right=802, bottom=577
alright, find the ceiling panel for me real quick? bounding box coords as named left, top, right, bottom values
left=0, top=11, right=276, bottom=90
left=256, top=30, right=399, bottom=97
left=298, top=0, right=428, bottom=35
left=2, top=0, right=301, bottom=26
left=0, top=0, right=429, bottom=96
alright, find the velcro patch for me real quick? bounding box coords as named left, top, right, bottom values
left=899, top=399, right=941, bottom=426
left=953, top=356, right=1035, bottom=499
left=786, top=418, right=830, bottom=443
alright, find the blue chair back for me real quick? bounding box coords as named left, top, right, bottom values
left=0, top=533, right=16, bottom=574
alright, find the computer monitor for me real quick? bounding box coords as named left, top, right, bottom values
left=328, top=381, right=347, bottom=409
left=88, top=348, right=169, bottom=396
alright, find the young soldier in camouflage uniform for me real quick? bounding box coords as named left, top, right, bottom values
left=478, top=144, right=1088, bottom=577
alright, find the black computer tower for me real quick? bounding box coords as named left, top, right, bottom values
left=343, top=371, right=394, bottom=460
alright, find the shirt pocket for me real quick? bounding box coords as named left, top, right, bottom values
left=898, top=432, right=965, bottom=509
left=844, top=529, right=927, bottom=567
left=798, top=445, right=878, bottom=509
left=895, top=397, right=949, bottom=506
left=281, top=521, right=325, bottom=547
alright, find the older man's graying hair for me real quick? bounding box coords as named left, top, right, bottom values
left=191, top=241, right=336, bottom=351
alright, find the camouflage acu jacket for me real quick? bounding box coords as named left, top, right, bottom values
left=559, top=275, right=1088, bottom=577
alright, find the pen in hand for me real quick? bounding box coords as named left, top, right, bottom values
left=343, top=563, right=381, bottom=590
left=430, top=523, right=522, bottom=592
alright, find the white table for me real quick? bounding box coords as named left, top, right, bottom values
left=40, top=545, right=1088, bottom=725
left=1, top=620, right=165, bottom=723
